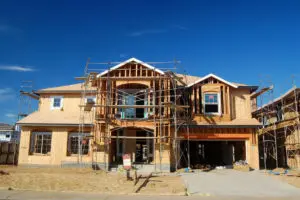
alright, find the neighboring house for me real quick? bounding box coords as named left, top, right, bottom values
left=17, top=58, right=260, bottom=171
left=252, top=87, right=300, bottom=169
left=0, top=123, right=19, bottom=143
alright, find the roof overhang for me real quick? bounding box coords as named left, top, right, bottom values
left=36, top=90, right=96, bottom=94
left=96, top=57, right=165, bottom=78
left=253, top=87, right=299, bottom=113
left=17, top=123, right=93, bottom=127
left=173, top=124, right=261, bottom=128
left=187, top=73, right=239, bottom=88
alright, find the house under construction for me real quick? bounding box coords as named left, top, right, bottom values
left=252, top=86, right=300, bottom=169
left=17, top=58, right=260, bottom=171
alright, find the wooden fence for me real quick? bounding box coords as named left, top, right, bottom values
left=0, top=142, right=19, bottom=165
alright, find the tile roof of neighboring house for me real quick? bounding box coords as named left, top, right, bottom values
left=37, top=83, right=96, bottom=94
left=17, top=111, right=93, bottom=126
left=0, top=123, right=14, bottom=131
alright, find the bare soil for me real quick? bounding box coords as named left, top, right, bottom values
left=267, top=169, right=300, bottom=188
left=0, top=166, right=185, bottom=195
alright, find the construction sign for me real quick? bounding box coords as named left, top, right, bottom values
left=123, top=154, right=131, bottom=170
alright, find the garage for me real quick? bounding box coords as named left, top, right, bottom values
left=179, top=140, right=246, bottom=168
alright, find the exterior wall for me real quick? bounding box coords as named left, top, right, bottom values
left=191, top=82, right=255, bottom=123
left=18, top=126, right=93, bottom=166
left=38, top=93, right=82, bottom=114
left=231, top=88, right=252, bottom=120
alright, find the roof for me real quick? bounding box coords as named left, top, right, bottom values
left=254, top=87, right=300, bottom=112
left=37, top=83, right=96, bottom=94
left=194, top=118, right=261, bottom=127
left=187, top=73, right=239, bottom=88
left=17, top=111, right=93, bottom=126
left=97, top=57, right=165, bottom=78
left=176, top=74, right=202, bottom=86
left=0, top=123, right=14, bottom=131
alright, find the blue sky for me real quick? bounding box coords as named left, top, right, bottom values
left=0, top=0, right=299, bottom=124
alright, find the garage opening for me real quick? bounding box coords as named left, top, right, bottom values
left=180, top=141, right=246, bottom=168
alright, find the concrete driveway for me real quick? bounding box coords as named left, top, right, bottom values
left=180, top=169, right=300, bottom=197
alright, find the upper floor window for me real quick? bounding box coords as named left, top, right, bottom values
left=85, top=96, right=96, bottom=104
left=204, top=93, right=220, bottom=115
left=262, top=115, right=268, bottom=126
left=51, top=96, right=63, bottom=109
left=276, top=104, right=284, bottom=122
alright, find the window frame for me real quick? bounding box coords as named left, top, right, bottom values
left=85, top=96, right=96, bottom=104
left=203, top=93, right=221, bottom=115
left=30, top=131, right=52, bottom=155
left=51, top=96, right=63, bottom=110
left=67, top=132, right=91, bottom=156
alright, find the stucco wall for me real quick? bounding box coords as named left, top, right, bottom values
left=18, top=126, right=93, bottom=166
left=39, top=94, right=82, bottom=115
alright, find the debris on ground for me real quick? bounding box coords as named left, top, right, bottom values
left=216, top=166, right=226, bottom=170
left=233, top=160, right=251, bottom=172
left=191, top=164, right=212, bottom=171
left=0, top=170, right=9, bottom=175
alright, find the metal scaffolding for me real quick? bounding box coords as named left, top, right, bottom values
left=253, top=82, right=300, bottom=169
left=77, top=58, right=191, bottom=171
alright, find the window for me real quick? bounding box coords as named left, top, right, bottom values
left=6, top=134, right=10, bottom=138
left=85, top=96, right=96, bottom=104
left=68, top=133, right=90, bottom=155
left=262, top=116, right=268, bottom=126
left=30, top=132, right=52, bottom=154
left=51, top=96, right=63, bottom=109
left=204, top=93, right=220, bottom=114
left=276, top=104, right=284, bottom=122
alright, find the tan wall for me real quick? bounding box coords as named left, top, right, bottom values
left=18, top=126, right=93, bottom=166
left=39, top=94, right=82, bottom=115
left=246, top=140, right=259, bottom=169
left=154, top=145, right=171, bottom=164
left=231, top=88, right=252, bottom=120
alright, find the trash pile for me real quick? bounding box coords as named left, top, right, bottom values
left=192, top=164, right=212, bottom=171
left=233, top=160, right=251, bottom=172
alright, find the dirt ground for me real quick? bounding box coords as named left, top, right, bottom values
left=0, top=166, right=185, bottom=195
left=274, top=175, right=300, bottom=188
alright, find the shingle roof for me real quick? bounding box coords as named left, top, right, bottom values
left=0, top=123, right=14, bottom=131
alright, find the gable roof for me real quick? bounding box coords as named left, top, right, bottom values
left=96, top=57, right=165, bottom=78
left=187, top=73, right=239, bottom=88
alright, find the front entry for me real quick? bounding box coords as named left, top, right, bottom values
left=135, top=131, right=153, bottom=164
left=135, top=140, right=147, bottom=163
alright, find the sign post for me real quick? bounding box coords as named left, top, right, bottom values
left=123, top=154, right=132, bottom=180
